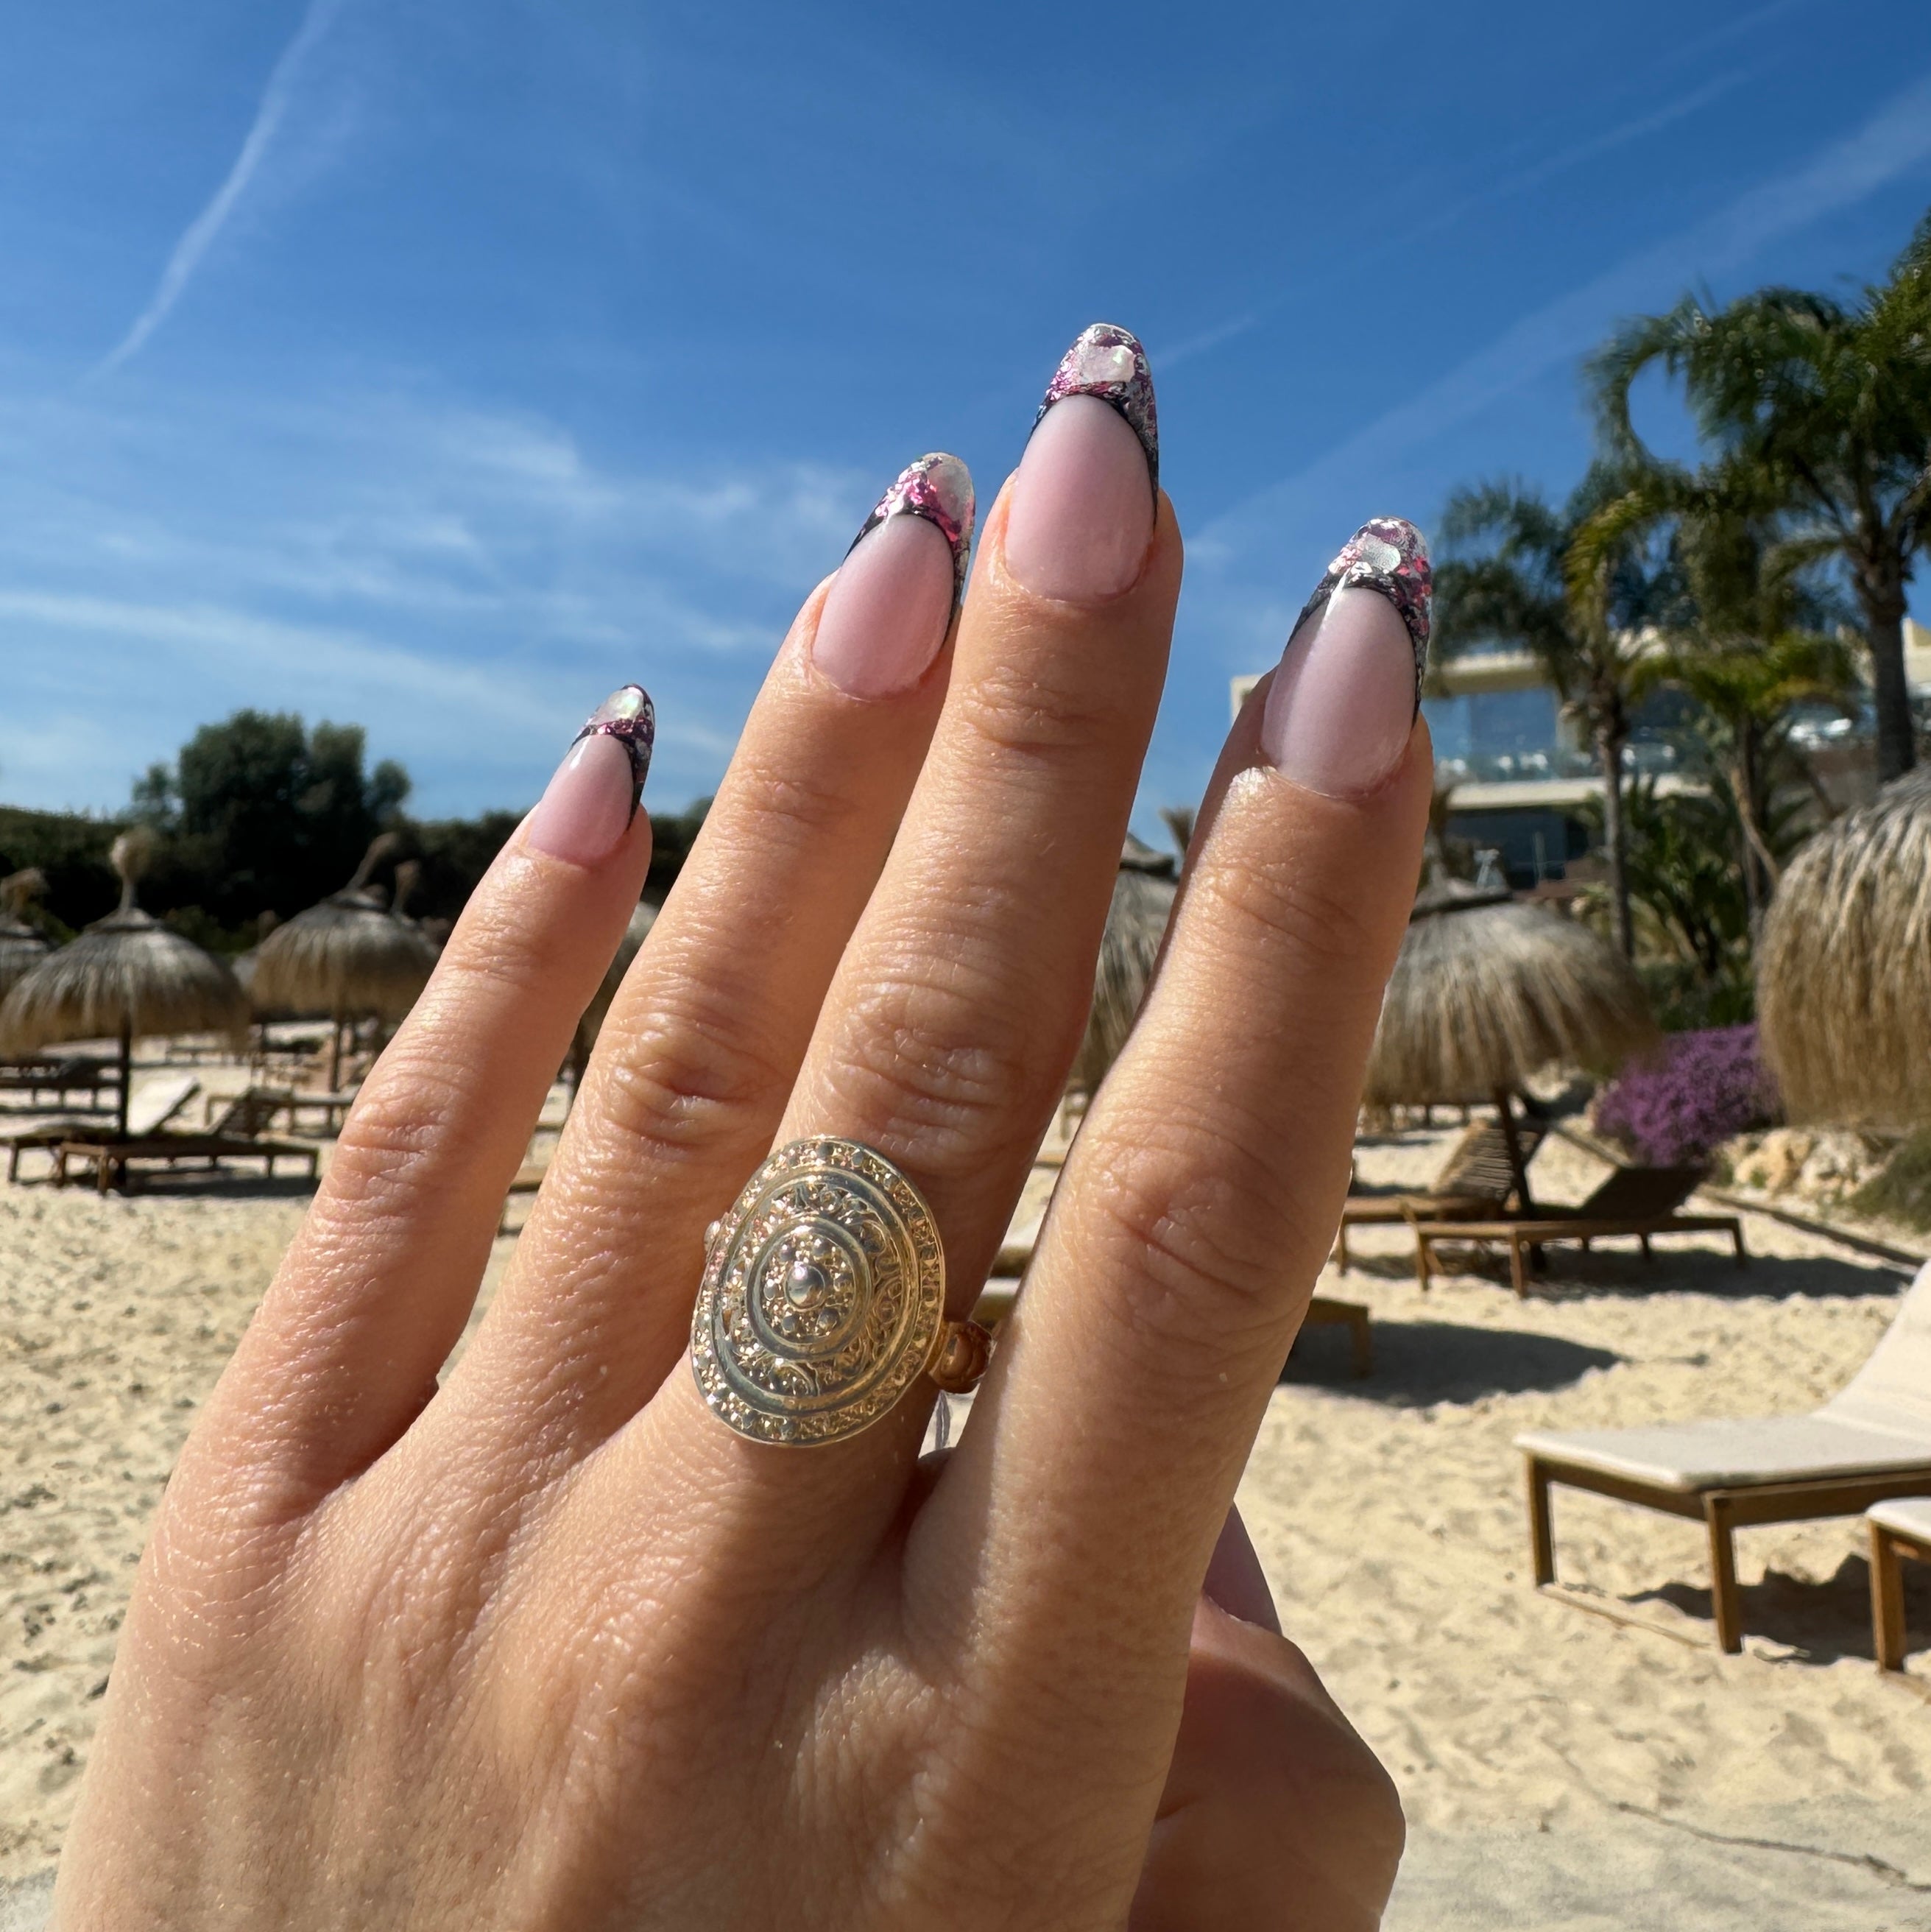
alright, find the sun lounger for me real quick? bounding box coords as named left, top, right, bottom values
left=1333, top=1117, right=1547, bottom=1271
left=0, top=1054, right=120, bottom=1109
left=55, top=1129, right=319, bottom=1193
left=2, top=1073, right=201, bottom=1181
left=1517, top=1261, right=1931, bottom=1651
left=1868, top=1495, right=1931, bottom=1671
left=1410, top=1164, right=1745, bottom=1295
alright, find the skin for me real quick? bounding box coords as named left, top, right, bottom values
left=52, top=466, right=1429, bottom=1929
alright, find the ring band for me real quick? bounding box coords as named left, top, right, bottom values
left=690, top=1137, right=990, bottom=1446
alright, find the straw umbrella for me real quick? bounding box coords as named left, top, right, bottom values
left=0, top=833, right=248, bottom=1136
left=1067, top=833, right=1178, bottom=1099
left=250, top=834, right=437, bottom=1087
left=0, top=869, right=52, bottom=1001
left=1758, top=768, right=1931, bottom=1127
left=1363, top=862, right=1656, bottom=1202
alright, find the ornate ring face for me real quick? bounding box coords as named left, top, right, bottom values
left=690, top=1138, right=946, bottom=1445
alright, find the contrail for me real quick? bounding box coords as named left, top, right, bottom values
left=93, top=0, right=346, bottom=377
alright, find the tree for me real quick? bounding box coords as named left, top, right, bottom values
left=136, top=711, right=411, bottom=925
left=1575, top=482, right=1854, bottom=931
left=1590, top=211, right=1931, bottom=781
left=1433, top=465, right=1670, bottom=956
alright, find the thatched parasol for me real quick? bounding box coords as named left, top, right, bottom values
left=1363, top=861, right=1656, bottom=1201
left=1758, top=768, right=1931, bottom=1127
left=0, top=833, right=248, bottom=1135
left=0, top=869, right=52, bottom=999
left=250, top=833, right=437, bottom=1085
left=1067, top=833, right=1178, bottom=1099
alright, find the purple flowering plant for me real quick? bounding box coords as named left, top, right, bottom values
left=1594, top=1025, right=1778, bottom=1169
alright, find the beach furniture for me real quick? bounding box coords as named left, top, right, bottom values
left=0, top=1053, right=121, bottom=1108
left=1298, top=1297, right=1374, bottom=1377
left=54, top=1123, right=319, bottom=1192
left=1332, top=1117, right=1548, bottom=1271
left=2, top=1073, right=201, bottom=1181
left=1517, top=1262, right=1931, bottom=1651
left=1408, top=1164, right=1745, bottom=1296
left=1868, top=1496, right=1931, bottom=1671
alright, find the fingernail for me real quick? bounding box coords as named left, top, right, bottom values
left=1203, top=1506, right=1281, bottom=1634
left=1004, top=323, right=1158, bottom=602
left=813, top=454, right=975, bottom=699
left=1260, top=518, right=1431, bottom=798
left=527, top=685, right=654, bottom=864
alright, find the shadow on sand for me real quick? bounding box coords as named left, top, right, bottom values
left=1283, top=1319, right=1617, bottom=1406
left=1637, top=1554, right=1918, bottom=1666
left=1336, top=1243, right=1906, bottom=1304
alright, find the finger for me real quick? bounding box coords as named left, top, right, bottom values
left=188, top=692, right=657, bottom=1499
left=599, top=324, right=1176, bottom=1539
left=1132, top=1587, right=1404, bottom=1932
left=442, top=456, right=975, bottom=1453
left=945, top=523, right=1432, bottom=1718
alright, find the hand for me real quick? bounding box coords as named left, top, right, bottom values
left=54, top=328, right=1429, bottom=1931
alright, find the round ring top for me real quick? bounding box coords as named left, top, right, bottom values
left=690, top=1137, right=946, bottom=1445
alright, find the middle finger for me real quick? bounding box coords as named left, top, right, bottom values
left=631, top=324, right=1179, bottom=1528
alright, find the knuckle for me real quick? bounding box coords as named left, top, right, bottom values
left=594, top=995, right=794, bottom=1163
left=723, top=747, right=866, bottom=850
left=1188, top=848, right=1383, bottom=979
left=1078, top=1119, right=1321, bottom=1363
left=825, top=965, right=1055, bottom=1171
left=950, top=656, right=1124, bottom=766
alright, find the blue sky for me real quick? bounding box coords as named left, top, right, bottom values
left=3, top=0, right=1929, bottom=829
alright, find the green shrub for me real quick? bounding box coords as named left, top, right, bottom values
left=1849, top=1131, right=1931, bottom=1232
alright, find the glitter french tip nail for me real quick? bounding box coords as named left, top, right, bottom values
left=1290, top=517, right=1433, bottom=712
left=1034, top=322, right=1159, bottom=495
left=576, top=683, right=656, bottom=814
left=848, top=451, right=976, bottom=615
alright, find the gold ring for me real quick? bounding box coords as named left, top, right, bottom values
left=690, top=1137, right=991, bottom=1446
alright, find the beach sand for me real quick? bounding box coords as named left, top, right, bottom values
left=4, top=1103, right=1929, bottom=1925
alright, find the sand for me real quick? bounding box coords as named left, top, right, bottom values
left=4, top=1099, right=1930, bottom=1926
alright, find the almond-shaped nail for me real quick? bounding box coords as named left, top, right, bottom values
left=1260, top=518, right=1431, bottom=799
left=527, top=684, right=654, bottom=864
left=1004, top=323, right=1158, bottom=602
left=813, top=454, right=975, bottom=699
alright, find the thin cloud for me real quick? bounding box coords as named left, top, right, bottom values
left=92, top=0, right=347, bottom=377
left=1199, top=64, right=1931, bottom=560
left=1158, top=64, right=1757, bottom=375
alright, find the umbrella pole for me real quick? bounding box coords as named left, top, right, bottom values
left=331, top=1012, right=343, bottom=1090
left=118, top=1018, right=133, bottom=1140
left=1493, top=1086, right=1533, bottom=1211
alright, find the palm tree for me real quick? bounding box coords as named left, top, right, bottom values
left=1433, top=466, right=1667, bottom=957
left=1574, top=482, right=1854, bottom=931
left=1589, top=211, right=1931, bottom=781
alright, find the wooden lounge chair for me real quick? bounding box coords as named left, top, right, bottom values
left=1332, top=1116, right=1547, bottom=1271
left=56, top=1129, right=319, bottom=1193
left=1868, top=1495, right=1931, bottom=1672
left=0, top=1054, right=120, bottom=1110
left=1517, top=1261, right=1931, bottom=1652
left=1409, top=1164, right=1745, bottom=1296
left=2, top=1073, right=200, bottom=1181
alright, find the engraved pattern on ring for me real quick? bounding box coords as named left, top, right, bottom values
left=691, top=1138, right=945, bottom=1445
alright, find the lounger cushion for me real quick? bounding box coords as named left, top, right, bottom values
left=1514, top=1415, right=1931, bottom=1491
left=1868, top=1495, right=1931, bottom=1544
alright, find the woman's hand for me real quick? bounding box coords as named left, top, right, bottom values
left=54, top=327, right=1429, bottom=1931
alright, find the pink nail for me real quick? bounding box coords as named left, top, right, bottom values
left=1261, top=519, right=1431, bottom=799
left=1202, top=1506, right=1281, bottom=1633
left=1003, top=323, right=1158, bottom=602
left=527, top=685, right=654, bottom=865
left=814, top=454, right=974, bottom=699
